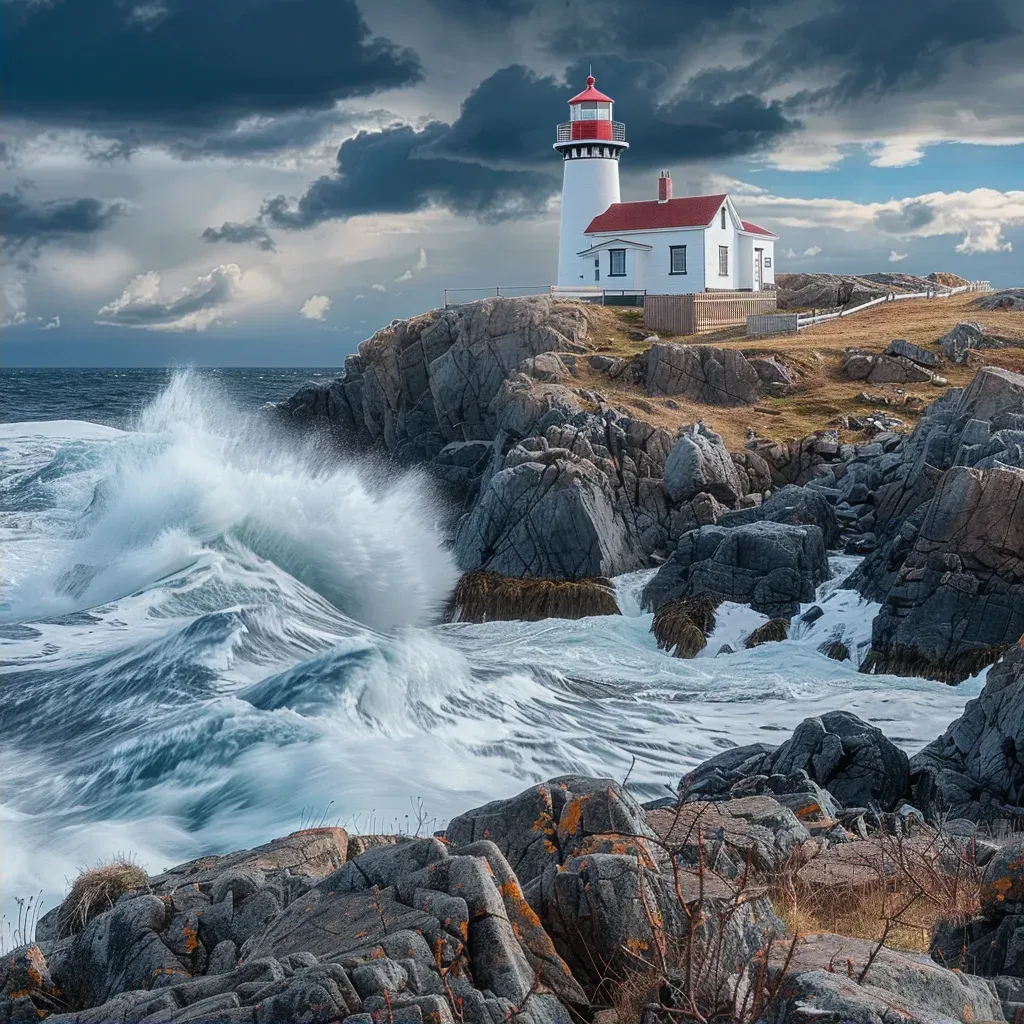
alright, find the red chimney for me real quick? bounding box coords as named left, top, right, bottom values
left=658, top=170, right=672, bottom=203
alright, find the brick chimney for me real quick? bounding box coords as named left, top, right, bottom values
left=658, top=170, right=672, bottom=203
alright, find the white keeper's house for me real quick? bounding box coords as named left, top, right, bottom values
left=553, top=75, right=778, bottom=296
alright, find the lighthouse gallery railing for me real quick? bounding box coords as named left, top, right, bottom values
left=555, top=121, right=627, bottom=143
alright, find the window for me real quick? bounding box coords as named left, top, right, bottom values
left=718, top=245, right=729, bottom=276
left=720, top=207, right=727, bottom=230
left=764, top=256, right=772, bottom=267
left=594, top=258, right=600, bottom=282
left=609, top=249, right=626, bottom=276
left=669, top=245, right=687, bottom=274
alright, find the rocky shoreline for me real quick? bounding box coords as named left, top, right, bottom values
left=277, top=294, right=1024, bottom=682
left=7, top=645, right=1024, bottom=1023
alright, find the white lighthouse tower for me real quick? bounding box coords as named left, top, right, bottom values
left=554, top=74, right=628, bottom=287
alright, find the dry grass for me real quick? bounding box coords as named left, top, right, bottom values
left=744, top=618, right=790, bottom=649
left=651, top=596, right=722, bottom=657
left=770, top=829, right=983, bottom=955
left=445, top=569, right=620, bottom=623
left=573, top=296, right=1024, bottom=448
left=56, top=859, right=149, bottom=938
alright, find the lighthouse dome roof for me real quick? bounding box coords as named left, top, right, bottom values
left=568, top=75, right=614, bottom=104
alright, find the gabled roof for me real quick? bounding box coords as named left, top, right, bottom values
left=585, top=194, right=728, bottom=234
left=577, top=237, right=653, bottom=257
left=569, top=76, right=614, bottom=105
left=741, top=220, right=778, bottom=238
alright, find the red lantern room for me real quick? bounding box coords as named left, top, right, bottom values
left=555, top=75, right=627, bottom=146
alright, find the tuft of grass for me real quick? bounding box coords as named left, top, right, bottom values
left=744, top=618, right=790, bottom=648
left=445, top=570, right=620, bottom=624
left=56, top=859, right=149, bottom=938
left=652, top=596, right=721, bottom=658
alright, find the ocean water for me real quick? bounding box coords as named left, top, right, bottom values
left=0, top=369, right=981, bottom=927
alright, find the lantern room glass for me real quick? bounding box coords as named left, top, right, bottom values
left=572, top=101, right=612, bottom=121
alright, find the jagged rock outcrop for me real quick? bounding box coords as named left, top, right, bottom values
left=864, top=464, right=1024, bottom=681
left=911, top=641, right=1024, bottom=822
left=663, top=423, right=745, bottom=504
left=679, top=710, right=910, bottom=812
left=454, top=435, right=646, bottom=579
left=642, top=520, right=830, bottom=618
left=716, top=484, right=840, bottom=549
left=850, top=367, right=1024, bottom=607
left=642, top=342, right=760, bottom=406
left=939, top=320, right=986, bottom=364
left=977, top=288, right=1024, bottom=310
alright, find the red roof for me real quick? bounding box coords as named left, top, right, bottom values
left=568, top=75, right=614, bottom=105
left=585, top=194, right=727, bottom=234
left=742, top=219, right=777, bottom=238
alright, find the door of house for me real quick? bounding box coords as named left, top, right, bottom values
left=754, top=249, right=763, bottom=290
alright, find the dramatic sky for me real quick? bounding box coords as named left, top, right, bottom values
left=2, top=0, right=1023, bottom=366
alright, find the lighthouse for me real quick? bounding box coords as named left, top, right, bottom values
left=554, top=74, right=628, bottom=287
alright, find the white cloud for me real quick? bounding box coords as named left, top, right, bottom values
left=783, top=246, right=822, bottom=258
left=395, top=269, right=413, bottom=282
left=395, top=247, right=429, bottom=282
left=744, top=188, right=1024, bottom=256
left=299, top=294, right=332, bottom=320
left=888, top=250, right=909, bottom=263
left=354, top=293, right=365, bottom=300
left=96, top=263, right=246, bottom=331
left=41, top=316, right=61, bottom=330
left=415, top=247, right=428, bottom=271
left=372, top=283, right=387, bottom=292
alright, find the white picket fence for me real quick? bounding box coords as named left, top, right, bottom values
left=796, top=280, right=993, bottom=329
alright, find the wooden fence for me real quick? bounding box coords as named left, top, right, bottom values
left=796, top=280, right=993, bottom=329
left=644, top=291, right=778, bottom=336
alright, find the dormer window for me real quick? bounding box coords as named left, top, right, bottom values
left=720, top=207, right=727, bottom=230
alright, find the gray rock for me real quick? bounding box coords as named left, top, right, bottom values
left=912, top=643, right=1024, bottom=821
left=716, top=483, right=841, bottom=549
left=770, top=933, right=1004, bottom=1024
left=51, top=895, right=186, bottom=1009
left=771, top=710, right=910, bottom=811
left=643, top=343, right=760, bottom=406
left=454, top=444, right=645, bottom=579
left=886, top=338, right=941, bottom=367
left=663, top=424, right=745, bottom=504
left=939, top=320, right=986, bottom=363
left=865, top=464, right=1024, bottom=681
left=642, top=520, right=830, bottom=618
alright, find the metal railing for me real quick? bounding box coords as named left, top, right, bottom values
left=555, top=121, right=627, bottom=144
left=443, top=286, right=549, bottom=308
left=796, top=280, right=993, bottom=329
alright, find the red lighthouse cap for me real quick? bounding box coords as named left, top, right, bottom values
left=568, top=75, right=614, bottom=104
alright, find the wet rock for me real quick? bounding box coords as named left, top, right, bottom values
left=642, top=520, right=830, bottom=619
left=865, top=464, right=1024, bottom=681
left=716, top=484, right=840, bottom=549
left=679, top=711, right=910, bottom=812
left=912, top=642, right=1024, bottom=822
left=454, top=442, right=645, bottom=579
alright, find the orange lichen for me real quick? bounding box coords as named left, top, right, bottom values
left=560, top=799, right=583, bottom=837
left=181, top=921, right=200, bottom=954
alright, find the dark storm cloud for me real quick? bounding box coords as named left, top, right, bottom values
left=436, top=57, right=796, bottom=168
left=427, top=0, right=1017, bottom=109
left=2, top=0, right=421, bottom=128
left=251, top=55, right=796, bottom=233
left=259, top=122, right=557, bottom=230
left=874, top=201, right=938, bottom=234
left=0, top=190, right=129, bottom=255
left=202, top=222, right=278, bottom=252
